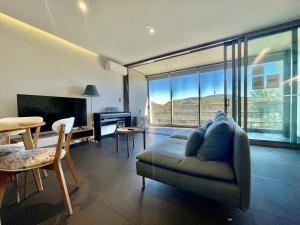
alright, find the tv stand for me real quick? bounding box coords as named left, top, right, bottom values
left=71, top=126, right=93, bottom=143
left=11, top=126, right=93, bottom=146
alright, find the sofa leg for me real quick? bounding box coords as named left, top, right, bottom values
left=142, top=176, right=145, bottom=189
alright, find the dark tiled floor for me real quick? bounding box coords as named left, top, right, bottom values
left=1, top=131, right=300, bottom=225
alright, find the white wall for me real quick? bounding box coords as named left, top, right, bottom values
left=128, top=69, right=147, bottom=117
left=0, top=16, right=124, bottom=124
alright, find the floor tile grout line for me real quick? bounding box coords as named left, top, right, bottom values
left=252, top=175, right=300, bottom=188
left=89, top=194, right=136, bottom=224
left=84, top=189, right=145, bottom=225
left=250, top=207, right=299, bottom=223
left=249, top=209, right=256, bottom=225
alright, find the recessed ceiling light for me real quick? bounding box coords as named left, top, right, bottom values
left=146, top=25, right=155, bottom=35
left=77, top=1, right=88, bottom=14
left=149, top=27, right=155, bottom=35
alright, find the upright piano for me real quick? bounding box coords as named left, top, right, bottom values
left=93, top=112, right=131, bottom=141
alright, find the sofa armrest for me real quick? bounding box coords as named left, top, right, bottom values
left=233, top=125, right=251, bottom=210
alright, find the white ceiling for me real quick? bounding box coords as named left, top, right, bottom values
left=134, top=31, right=293, bottom=75
left=0, top=0, right=299, bottom=65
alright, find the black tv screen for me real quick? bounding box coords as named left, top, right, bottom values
left=17, top=94, right=87, bottom=131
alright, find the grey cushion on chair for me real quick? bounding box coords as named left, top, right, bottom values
left=185, top=120, right=213, bottom=156
left=0, top=148, right=66, bottom=172
left=197, top=116, right=233, bottom=160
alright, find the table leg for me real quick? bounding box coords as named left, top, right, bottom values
left=116, top=133, right=119, bottom=152
left=126, top=134, right=129, bottom=157
left=143, top=131, right=146, bottom=150
left=22, top=128, right=44, bottom=192
left=132, top=134, right=135, bottom=147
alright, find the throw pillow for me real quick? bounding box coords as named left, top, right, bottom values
left=197, top=119, right=213, bottom=130
left=214, top=111, right=227, bottom=120
left=197, top=116, right=233, bottom=160
left=185, top=126, right=207, bottom=156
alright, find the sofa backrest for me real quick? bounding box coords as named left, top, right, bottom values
left=230, top=118, right=251, bottom=210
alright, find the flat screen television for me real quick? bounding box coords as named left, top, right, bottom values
left=17, top=94, right=87, bottom=131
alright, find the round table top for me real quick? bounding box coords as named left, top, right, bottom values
left=116, top=127, right=145, bottom=134
left=0, top=122, right=46, bottom=133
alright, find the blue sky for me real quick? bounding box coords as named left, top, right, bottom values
left=149, top=70, right=225, bottom=104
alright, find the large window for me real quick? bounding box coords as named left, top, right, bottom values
left=149, top=76, right=171, bottom=124
left=148, top=65, right=225, bottom=126
left=146, top=26, right=300, bottom=146
left=171, top=70, right=199, bottom=126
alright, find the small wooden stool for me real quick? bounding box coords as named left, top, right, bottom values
left=115, top=127, right=146, bottom=157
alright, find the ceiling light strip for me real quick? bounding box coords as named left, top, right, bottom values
left=0, top=12, right=98, bottom=57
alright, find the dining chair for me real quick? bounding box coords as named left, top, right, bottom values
left=0, top=119, right=75, bottom=215
left=23, top=117, right=80, bottom=195
left=0, top=130, right=27, bottom=203
left=0, top=118, right=44, bottom=201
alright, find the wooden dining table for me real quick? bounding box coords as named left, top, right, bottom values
left=0, top=119, right=46, bottom=193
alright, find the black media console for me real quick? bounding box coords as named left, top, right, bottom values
left=93, top=112, right=131, bottom=141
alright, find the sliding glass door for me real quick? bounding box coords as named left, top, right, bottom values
left=199, top=65, right=224, bottom=124
left=148, top=26, right=299, bottom=145
left=298, top=28, right=300, bottom=143
left=246, top=31, right=298, bottom=143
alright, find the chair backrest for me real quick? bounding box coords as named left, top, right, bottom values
left=52, top=117, right=75, bottom=134
left=52, top=118, right=75, bottom=161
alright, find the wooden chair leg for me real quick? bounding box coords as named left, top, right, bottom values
left=32, top=169, right=43, bottom=192
left=23, top=171, right=29, bottom=198
left=12, top=174, right=20, bottom=203
left=54, top=162, right=73, bottom=215
left=0, top=173, right=9, bottom=208
left=42, top=170, right=48, bottom=178
left=65, top=153, right=80, bottom=188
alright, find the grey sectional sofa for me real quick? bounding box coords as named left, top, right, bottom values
left=136, top=119, right=251, bottom=210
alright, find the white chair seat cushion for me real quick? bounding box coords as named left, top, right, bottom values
left=0, top=143, right=25, bottom=153
left=0, top=147, right=66, bottom=172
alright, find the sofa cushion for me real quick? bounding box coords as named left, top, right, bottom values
left=170, top=129, right=194, bottom=140
left=137, top=149, right=235, bottom=181
left=184, top=119, right=214, bottom=156
left=197, top=119, right=213, bottom=130
left=197, top=116, right=233, bottom=160
left=170, top=134, right=189, bottom=140
left=185, top=127, right=206, bottom=156
left=214, top=111, right=227, bottom=120
left=146, top=138, right=186, bottom=157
